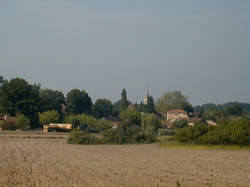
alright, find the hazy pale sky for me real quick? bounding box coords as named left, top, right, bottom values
left=1, top=0, right=249, bottom=105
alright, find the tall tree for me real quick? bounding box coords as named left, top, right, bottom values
left=66, top=89, right=92, bottom=115
left=121, top=88, right=129, bottom=110
left=155, top=90, right=192, bottom=114
left=0, top=75, right=3, bottom=85
left=0, top=78, right=41, bottom=128
left=146, top=96, right=155, bottom=113
left=40, top=89, right=65, bottom=112
left=93, top=98, right=113, bottom=118
left=112, top=100, right=121, bottom=117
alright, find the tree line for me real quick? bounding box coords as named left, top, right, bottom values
left=0, top=75, right=249, bottom=145
left=0, top=76, right=158, bottom=130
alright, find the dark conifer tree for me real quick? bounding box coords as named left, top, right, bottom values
left=146, top=96, right=155, bottom=113
left=121, top=89, right=129, bottom=110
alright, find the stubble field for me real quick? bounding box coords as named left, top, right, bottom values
left=0, top=134, right=249, bottom=187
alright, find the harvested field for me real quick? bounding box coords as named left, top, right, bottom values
left=0, top=136, right=249, bottom=187
left=0, top=131, right=69, bottom=139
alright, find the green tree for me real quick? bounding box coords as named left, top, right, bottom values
left=200, top=103, right=219, bottom=110
left=139, top=101, right=146, bottom=113
left=175, top=122, right=214, bottom=143
left=64, top=114, right=100, bottom=132
left=78, top=114, right=97, bottom=131
left=196, top=118, right=250, bottom=145
left=66, top=89, right=92, bottom=115
left=113, top=100, right=121, bottom=111
left=143, top=126, right=157, bottom=143
left=120, top=89, right=129, bottom=111
left=112, top=100, right=121, bottom=116
left=40, top=89, right=65, bottom=112
left=0, top=78, right=41, bottom=128
left=64, top=115, right=80, bottom=129
left=102, top=120, right=157, bottom=144
left=141, top=113, right=161, bottom=131
left=202, top=109, right=222, bottom=121
left=0, top=75, right=3, bottom=85
left=146, top=96, right=155, bottom=113
left=103, top=121, right=142, bottom=144
left=224, top=104, right=243, bottom=116
left=15, top=113, right=30, bottom=129
left=39, top=110, right=60, bottom=126
left=93, top=99, right=113, bottom=118
left=95, top=119, right=112, bottom=131
left=155, top=90, right=192, bottom=114
left=119, top=108, right=141, bottom=126
left=172, top=119, right=188, bottom=129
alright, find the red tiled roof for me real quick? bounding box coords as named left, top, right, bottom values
left=167, top=109, right=187, bottom=114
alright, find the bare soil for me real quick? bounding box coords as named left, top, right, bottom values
left=0, top=134, right=249, bottom=187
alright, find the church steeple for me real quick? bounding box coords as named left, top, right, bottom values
left=144, top=88, right=149, bottom=105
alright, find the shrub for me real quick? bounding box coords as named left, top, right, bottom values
left=15, top=113, right=30, bottom=129
left=144, top=126, right=157, bottom=143
left=175, top=118, right=250, bottom=145
left=134, top=133, right=146, bottom=143
left=68, top=129, right=100, bottom=144
left=39, top=110, right=60, bottom=126
left=159, top=129, right=176, bottom=136
left=114, top=121, right=141, bottom=144
left=175, top=122, right=213, bottom=143
left=78, top=114, right=97, bottom=132
left=64, top=115, right=80, bottom=128
left=141, top=113, right=161, bottom=131
left=172, top=119, right=188, bottom=129
left=102, top=121, right=157, bottom=144
left=196, top=118, right=250, bottom=145
left=65, top=114, right=113, bottom=133
left=95, top=120, right=112, bottom=131
left=67, top=111, right=159, bottom=145
left=102, top=128, right=119, bottom=144
left=175, top=125, right=194, bottom=142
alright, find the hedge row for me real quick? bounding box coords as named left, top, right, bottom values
left=175, top=118, right=250, bottom=145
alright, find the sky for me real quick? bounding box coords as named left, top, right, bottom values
left=1, top=0, right=249, bottom=105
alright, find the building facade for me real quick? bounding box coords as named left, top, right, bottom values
left=166, top=109, right=189, bottom=123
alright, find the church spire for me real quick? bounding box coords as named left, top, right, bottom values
left=144, top=88, right=149, bottom=105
